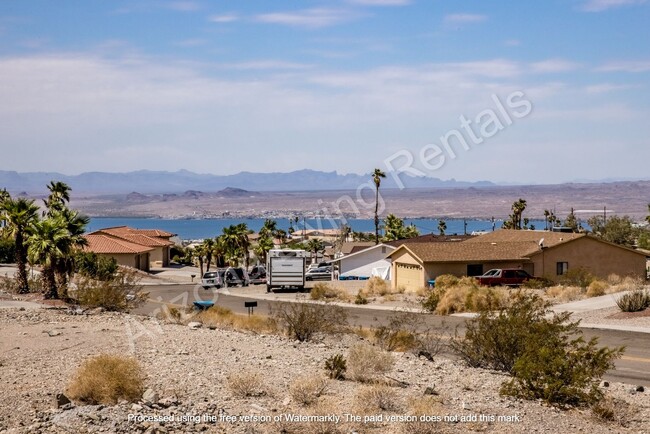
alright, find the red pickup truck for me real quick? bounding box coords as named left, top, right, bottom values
left=475, top=268, right=533, bottom=287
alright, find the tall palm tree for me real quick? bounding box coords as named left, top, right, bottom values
left=235, top=223, right=252, bottom=269
left=253, top=236, right=274, bottom=265
left=28, top=217, right=68, bottom=299
left=438, top=220, right=447, bottom=236
left=201, top=238, right=215, bottom=271
left=305, top=238, right=325, bottom=264
left=53, top=209, right=89, bottom=296
left=0, top=197, right=39, bottom=293
left=43, top=181, right=71, bottom=216
left=372, top=168, right=386, bottom=245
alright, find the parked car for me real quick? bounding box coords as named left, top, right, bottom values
left=249, top=265, right=267, bottom=285
left=305, top=266, right=332, bottom=281
left=201, top=271, right=223, bottom=289
left=475, top=268, right=533, bottom=287
left=307, top=262, right=330, bottom=271
left=222, top=267, right=250, bottom=287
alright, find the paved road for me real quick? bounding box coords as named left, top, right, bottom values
left=135, top=284, right=650, bottom=387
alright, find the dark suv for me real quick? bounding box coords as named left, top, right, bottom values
left=221, top=267, right=250, bottom=287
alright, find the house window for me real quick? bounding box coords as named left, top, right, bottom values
left=467, top=264, right=483, bottom=276
left=556, top=262, right=568, bottom=275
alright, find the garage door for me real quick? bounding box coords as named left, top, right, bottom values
left=396, top=263, right=423, bottom=292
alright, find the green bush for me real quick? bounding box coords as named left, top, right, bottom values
left=615, top=289, right=650, bottom=312
left=354, top=291, right=368, bottom=305
left=374, top=311, right=419, bottom=351
left=521, top=277, right=553, bottom=289
left=75, top=252, right=118, bottom=281
left=420, top=287, right=444, bottom=313
left=324, top=354, right=347, bottom=380
left=452, top=292, right=623, bottom=407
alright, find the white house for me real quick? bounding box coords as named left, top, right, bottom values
left=331, top=243, right=396, bottom=280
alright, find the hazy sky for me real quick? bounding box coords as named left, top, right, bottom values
left=1, top=0, right=649, bottom=184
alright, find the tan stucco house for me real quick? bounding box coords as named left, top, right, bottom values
left=84, top=226, right=175, bottom=271
left=388, top=229, right=647, bottom=292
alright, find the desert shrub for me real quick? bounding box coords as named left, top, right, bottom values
left=0, top=237, right=15, bottom=263
left=227, top=369, right=267, bottom=397
left=363, top=276, right=390, bottom=296
left=67, top=354, right=145, bottom=404
left=435, top=284, right=507, bottom=315
left=522, top=278, right=553, bottom=289
left=560, top=267, right=595, bottom=288
left=324, top=354, right=347, bottom=380
left=586, top=280, right=608, bottom=297
left=0, top=275, right=20, bottom=293
left=420, top=287, right=444, bottom=313
left=73, top=268, right=147, bottom=311
left=433, top=274, right=459, bottom=289
left=412, top=330, right=446, bottom=361
left=289, top=375, right=329, bottom=406
left=355, top=385, right=400, bottom=412
left=271, top=300, right=348, bottom=342
left=310, top=283, right=351, bottom=302
left=354, top=291, right=368, bottom=305
left=156, top=304, right=183, bottom=324
left=607, top=274, right=622, bottom=285
left=452, top=293, right=623, bottom=407
left=591, top=396, right=616, bottom=421
left=546, top=285, right=583, bottom=302
left=374, top=311, right=420, bottom=352
left=347, top=343, right=394, bottom=382
left=74, top=252, right=118, bottom=281
left=615, top=289, right=650, bottom=312
left=194, top=307, right=277, bottom=334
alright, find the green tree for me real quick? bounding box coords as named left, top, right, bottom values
left=503, top=199, right=527, bottom=230
left=587, top=215, right=636, bottom=247
left=221, top=223, right=252, bottom=267
left=305, top=238, right=325, bottom=264
left=0, top=197, right=39, bottom=293
left=53, top=208, right=89, bottom=295
left=382, top=214, right=420, bottom=241
left=28, top=216, right=68, bottom=299
left=372, top=168, right=386, bottom=245
left=564, top=208, right=579, bottom=232
left=438, top=220, right=447, bottom=236
left=200, top=238, right=215, bottom=271
left=253, top=235, right=274, bottom=265
left=43, top=181, right=71, bottom=216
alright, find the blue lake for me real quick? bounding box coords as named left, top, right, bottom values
left=88, top=217, right=553, bottom=241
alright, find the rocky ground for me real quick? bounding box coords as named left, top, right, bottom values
left=0, top=307, right=648, bottom=434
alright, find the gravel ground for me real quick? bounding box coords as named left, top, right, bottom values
left=0, top=307, right=648, bottom=434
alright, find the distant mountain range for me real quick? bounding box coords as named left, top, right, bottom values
left=0, top=169, right=495, bottom=195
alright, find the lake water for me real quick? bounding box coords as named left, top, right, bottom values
left=88, top=217, right=552, bottom=241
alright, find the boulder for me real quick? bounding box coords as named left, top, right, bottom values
left=54, top=393, right=71, bottom=408
left=142, top=389, right=159, bottom=404
left=187, top=322, right=202, bottom=330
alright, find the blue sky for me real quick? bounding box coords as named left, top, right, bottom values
left=1, top=0, right=649, bottom=184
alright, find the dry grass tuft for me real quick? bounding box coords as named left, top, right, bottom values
left=193, top=307, right=278, bottom=334
left=354, top=384, right=401, bottom=412
left=401, top=396, right=445, bottom=434
left=545, top=285, right=584, bottom=302
left=586, top=280, right=608, bottom=297
left=310, top=282, right=353, bottom=302
left=67, top=354, right=145, bottom=404
left=227, top=369, right=268, bottom=398
left=347, top=343, right=394, bottom=383
left=289, top=375, right=329, bottom=406
left=434, top=283, right=508, bottom=315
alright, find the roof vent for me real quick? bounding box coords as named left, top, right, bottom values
left=491, top=242, right=497, bottom=245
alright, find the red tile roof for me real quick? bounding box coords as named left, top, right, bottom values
left=89, top=226, right=174, bottom=247
left=83, top=234, right=154, bottom=254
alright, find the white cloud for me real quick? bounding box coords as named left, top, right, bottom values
left=208, top=14, right=239, bottom=23
left=255, top=8, right=357, bottom=28
left=220, top=60, right=314, bottom=70
left=597, top=60, right=650, bottom=72
left=529, top=59, right=581, bottom=73
left=581, top=0, right=646, bottom=12
left=444, top=14, right=488, bottom=24
left=173, top=38, right=207, bottom=47
left=584, top=83, right=637, bottom=93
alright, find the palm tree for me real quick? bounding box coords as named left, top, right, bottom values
left=53, top=208, right=89, bottom=296
left=28, top=217, right=68, bottom=299
left=201, top=238, right=215, bottom=271
left=253, top=236, right=274, bottom=265
left=193, top=244, right=207, bottom=276
left=43, top=181, right=71, bottom=216
left=372, top=168, right=386, bottom=245
left=438, top=220, right=447, bottom=236
left=305, top=238, right=325, bottom=264
left=0, top=197, right=39, bottom=293
left=236, top=223, right=253, bottom=269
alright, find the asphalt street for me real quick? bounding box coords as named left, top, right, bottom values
left=135, top=284, right=650, bottom=387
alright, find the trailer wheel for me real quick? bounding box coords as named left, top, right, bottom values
left=266, top=284, right=272, bottom=293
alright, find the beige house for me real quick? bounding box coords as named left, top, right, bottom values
left=388, top=229, right=647, bottom=292
left=84, top=226, right=175, bottom=270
